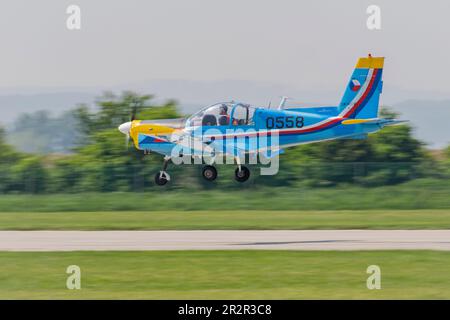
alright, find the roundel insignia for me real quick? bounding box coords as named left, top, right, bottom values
left=350, top=79, right=361, bottom=91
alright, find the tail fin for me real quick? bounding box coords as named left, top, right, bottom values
left=338, top=55, right=384, bottom=119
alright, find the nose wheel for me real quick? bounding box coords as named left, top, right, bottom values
left=235, top=166, right=250, bottom=182
left=155, top=156, right=171, bottom=186
left=202, top=165, right=218, bottom=181
left=155, top=171, right=170, bottom=186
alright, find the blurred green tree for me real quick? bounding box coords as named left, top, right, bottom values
left=73, top=92, right=156, bottom=138
left=7, top=110, right=81, bottom=154
left=11, top=157, right=48, bottom=194
left=57, top=92, right=186, bottom=192
left=0, top=128, right=23, bottom=193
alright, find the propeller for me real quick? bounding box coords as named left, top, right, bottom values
left=120, top=103, right=139, bottom=149
left=125, top=132, right=130, bottom=148
left=130, top=103, right=137, bottom=122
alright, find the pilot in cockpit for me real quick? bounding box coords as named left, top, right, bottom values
left=218, top=104, right=230, bottom=125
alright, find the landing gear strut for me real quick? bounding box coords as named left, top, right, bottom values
left=154, top=156, right=171, bottom=186
left=202, top=165, right=218, bottom=181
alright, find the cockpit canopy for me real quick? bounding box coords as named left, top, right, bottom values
left=186, top=102, right=257, bottom=128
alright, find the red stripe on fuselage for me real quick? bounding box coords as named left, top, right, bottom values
left=206, top=117, right=343, bottom=140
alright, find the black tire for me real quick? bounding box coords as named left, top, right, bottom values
left=154, top=172, right=168, bottom=186
left=235, top=166, right=250, bottom=182
left=202, top=165, right=217, bottom=181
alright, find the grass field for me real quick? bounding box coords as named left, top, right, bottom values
left=0, top=250, right=449, bottom=299
left=0, top=179, right=448, bottom=212
left=0, top=209, right=449, bottom=230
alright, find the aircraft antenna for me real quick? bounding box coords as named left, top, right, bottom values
left=277, top=96, right=291, bottom=110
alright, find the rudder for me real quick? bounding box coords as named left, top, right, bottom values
left=338, top=55, right=384, bottom=119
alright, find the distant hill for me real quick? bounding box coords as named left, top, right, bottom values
left=0, top=92, right=96, bottom=124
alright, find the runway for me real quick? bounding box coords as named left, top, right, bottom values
left=1, top=230, right=450, bottom=251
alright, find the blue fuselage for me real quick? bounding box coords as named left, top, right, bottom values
left=186, top=106, right=379, bottom=153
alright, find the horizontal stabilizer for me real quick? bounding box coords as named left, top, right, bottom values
left=342, top=118, right=408, bottom=126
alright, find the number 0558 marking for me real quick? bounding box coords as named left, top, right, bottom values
left=266, top=116, right=304, bottom=129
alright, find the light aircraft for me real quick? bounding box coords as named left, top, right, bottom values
left=118, top=55, right=406, bottom=186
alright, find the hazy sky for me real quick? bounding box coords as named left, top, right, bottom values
left=1, top=0, right=449, bottom=94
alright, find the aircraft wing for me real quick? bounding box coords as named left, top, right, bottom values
left=140, top=130, right=284, bottom=160
left=209, top=136, right=284, bottom=159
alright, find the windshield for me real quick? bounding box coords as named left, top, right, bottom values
left=186, top=102, right=233, bottom=127
left=186, top=102, right=257, bottom=128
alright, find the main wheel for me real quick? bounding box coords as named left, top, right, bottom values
left=154, top=171, right=169, bottom=186
left=235, top=166, right=250, bottom=182
left=202, top=165, right=217, bottom=181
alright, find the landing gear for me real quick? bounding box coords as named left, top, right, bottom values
left=202, top=165, right=217, bottom=181
left=154, top=171, right=170, bottom=186
left=235, top=165, right=250, bottom=182
left=154, top=156, right=251, bottom=184
left=155, top=156, right=171, bottom=186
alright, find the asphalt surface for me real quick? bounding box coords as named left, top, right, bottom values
left=1, top=230, right=450, bottom=251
